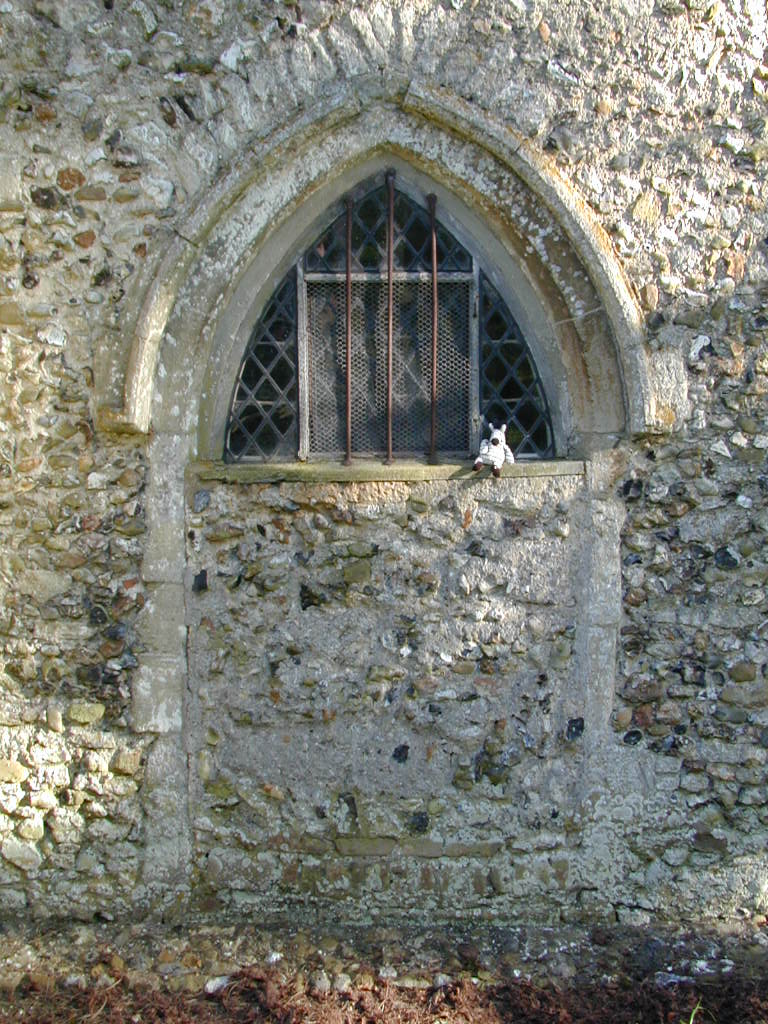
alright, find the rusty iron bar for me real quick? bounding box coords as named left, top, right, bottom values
left=427, top=193, right=439, bottom=463
left=385, top=169, right=395, bottom=464
left=344, top=196, right=353, bottom=466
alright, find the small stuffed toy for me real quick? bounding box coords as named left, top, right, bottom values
left=473, top=421, right=515, bottom=478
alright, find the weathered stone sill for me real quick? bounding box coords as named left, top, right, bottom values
left=190, top=459, right=586, bottom=485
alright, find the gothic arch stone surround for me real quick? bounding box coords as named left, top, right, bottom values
left=122, top=85, right=666, bottom=913
left=102, top=82, right=654, bottom=451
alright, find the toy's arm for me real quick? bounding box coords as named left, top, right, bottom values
left=473, top=439, right=496, bottom=469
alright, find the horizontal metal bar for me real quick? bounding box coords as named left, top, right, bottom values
left=304, top=271, right=474, bottom=284
left=305, top=450, right=475, bottom=460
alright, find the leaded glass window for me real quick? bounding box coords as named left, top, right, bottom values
left=226, top=275, right=298, bottom=460
left=225, top=174, right=554, bottom=462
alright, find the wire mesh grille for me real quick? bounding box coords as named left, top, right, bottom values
left=224, top=272, right=298, bottom=460
left=479, top=273, right=554, bottom=457
left=305, top=186, right=472, bottom=274
left=307, top=280, right=470, bottom=455
left=225, top=178, right=555, bottom=463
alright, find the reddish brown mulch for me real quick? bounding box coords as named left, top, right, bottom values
left=2, top=968, right=768, bottom=1024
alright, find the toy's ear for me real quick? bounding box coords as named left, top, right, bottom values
left=500, top=423, right=507, bottom=435
left=488, top=421, right=495, bottom=432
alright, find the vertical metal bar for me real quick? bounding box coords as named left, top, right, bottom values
left=469, top=258, right=481, bottom=453
left=296, top=261, right=310, bottom=460
left=427, top=193, right=438, bottom=463
left=385, top=168, right=395, bottom=464
left=344, top=196, right=353, bottom=465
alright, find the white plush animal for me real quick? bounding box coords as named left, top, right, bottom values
left=473, top=422, right=515, bottom=478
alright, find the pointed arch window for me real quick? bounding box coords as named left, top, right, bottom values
left=225, top=172, right=554, bottom=463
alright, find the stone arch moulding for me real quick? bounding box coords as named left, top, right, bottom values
left=104, top=81, right=656, bottom=456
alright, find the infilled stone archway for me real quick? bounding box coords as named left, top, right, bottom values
left=120, top=89, right=665, bottom=918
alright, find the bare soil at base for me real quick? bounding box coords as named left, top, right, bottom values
left=2, top=969, right=768, bottom=1024
left=3, top=917, right=768, bottom=1023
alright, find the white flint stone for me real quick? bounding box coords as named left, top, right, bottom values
left=689, top=335, right=711, bottom=363
left=144, top=177, right=175, bottom=209
left=711, top=440, right=731, bottom=459
left=29, top=790, right=57, bottom=811
left=17, top=815, right=44, bottom=842
left=220, top=42, right=243, bottom=72
left=1, top=837, right=42, bottom=873
left=204, top=976, right=231, bottom=995
left=130, top=0, right=157, bottom=37
left=85, top=147, right=107, bottom=166
left=37, top=324, right=67, bottom=347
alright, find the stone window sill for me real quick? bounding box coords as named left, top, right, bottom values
left=190, top=459, right=586, bottom=485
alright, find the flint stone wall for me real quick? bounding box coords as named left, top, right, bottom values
left=185, top=466, right=624, bottom=921
left=0, top=0, right=767, bottom=927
